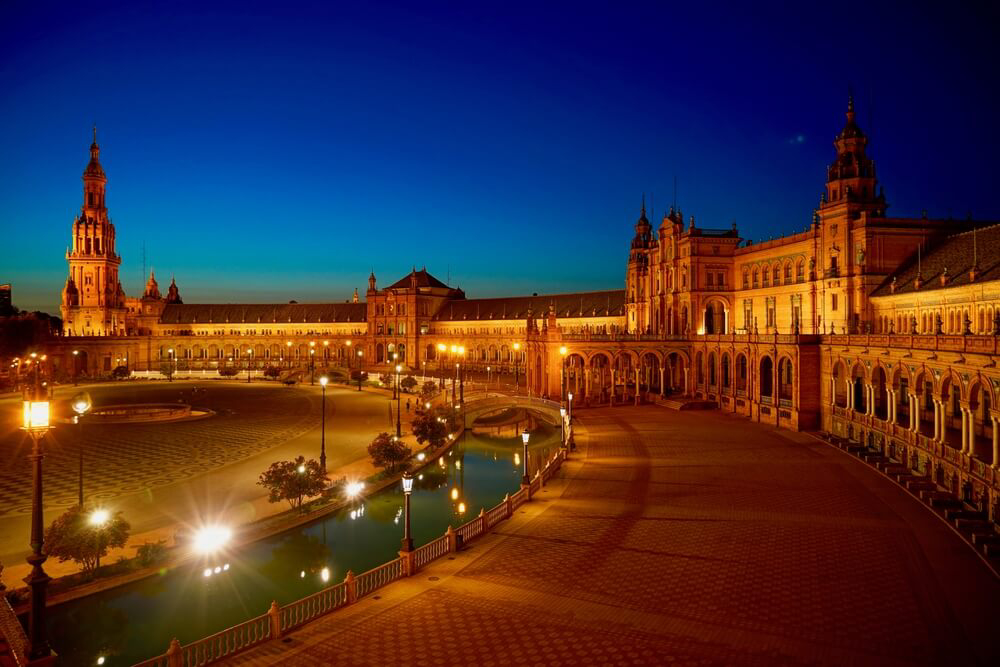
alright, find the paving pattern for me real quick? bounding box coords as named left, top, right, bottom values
left=0, top=383, right=317, bottom=516
left=224, top=405, right=1000, bottom=667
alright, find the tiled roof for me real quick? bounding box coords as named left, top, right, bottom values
left=432, top=290, right=626, bottom=321
left=387, top=268, right=449, bottom=290
left=160, top=302, right=367, bottom=325
left=872, top=223, right=1000, bottom=297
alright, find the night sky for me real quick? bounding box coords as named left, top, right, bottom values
left=2, top=1, right=998, bottom=314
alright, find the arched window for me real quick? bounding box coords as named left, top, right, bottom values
left=722, top=355, right=731, bottom=388
left=760, top=357, right=773, bottom=398
left=772, top=265, right=781, bottom=285
left=778, top=358, right=793, bottom=400
left=752, top=268, right=759, bottom=289
left=796, top=260, right=804, bottom=282
left=784, top=263, right=792, bottom=281
left=708, top=352, right=717, bottom=386
left=736, top=355, right=748, bottom=392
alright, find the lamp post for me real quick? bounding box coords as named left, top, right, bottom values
left=458, top=347, right=465, bottom=403
left=486, top=365, right=491, bottom=387
left=559, top=345, right=568, bottom=404
left=345, top=340, right=352, bottom=370
left=286, top=341, right=292, bottom=369
left=560, top=406, right=567, bottom=446
left=568, top=391, right=574, bottom=423
left=437, top=343, right=447, bottom=389
left=72, top=349, right=79, bottom=386
left=395, top=364, right=402, bottom=438
left=72, top=392, right=92, bottom=506
left=521, top=430, right=530, bottom=485
left=21, top=370, right=52, bottom=661
left=357, top=349, right=363, bottom=390
left=167, top=348, right=174, bottom=382
left=247, top=350, right=253, bottom=383
left=319, top=376, right=328, bottom=473
left=392, top=352, right=399, bottom=399
left=513, top=342, right=521, bottom=394
left=400, top=471, right=413, bottom=552
left=309, top=342, right=316, bottom=385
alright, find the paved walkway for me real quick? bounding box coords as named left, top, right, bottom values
left=224, top=406, right=1000, bottom=666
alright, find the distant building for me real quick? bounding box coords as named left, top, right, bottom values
left=47, top=101, right=1000, bottom=521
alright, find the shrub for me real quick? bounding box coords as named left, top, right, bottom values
left=263, top=366, right=281, bottom=379
left=400, top=375, right=418, bottom=393
left=111, top=365, right=130, bottom=380
left=258, top=456, right=328, bottom=511
left=135, top=540, right=168, bottom=567
left=350, top=370, right=368, bottom=382
left=44, top=506, right=130, bottom=574
left=411, top=411, right=449, bottom=449
left=218, top=366, right=240, bottom=377
left=419, top=381, right=439, bottom=404
left=367, top=432, right=412, bottom=471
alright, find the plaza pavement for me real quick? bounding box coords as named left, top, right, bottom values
left=0, top=381, right=408, bottom=587
left=223, top=405, right=1000, bottom=667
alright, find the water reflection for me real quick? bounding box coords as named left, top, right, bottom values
left=46, top=425, right=558, bottom=665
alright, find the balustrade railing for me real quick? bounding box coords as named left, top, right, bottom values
left=133, top=448, right=568, bottom=667
left=0, top=594, right=27, bottom=667
left=281, top=581, right=348, bottom=632
left=356, top=559, right=404, bottom=598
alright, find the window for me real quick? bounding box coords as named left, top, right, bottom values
left=796, top=261, right=804, bottom=282
left=784, top=264, right=791, bottom=281
left=752, top=269, right=759, bottom=289
left=762, top=269, right=769, bottom=287
left=707, top=273, right=714, bottom=287
left=831, top=294, right=838, bottom=311
left=743, top=270, right=749, bottom=289
left=772, top=265, right=780, bottom=285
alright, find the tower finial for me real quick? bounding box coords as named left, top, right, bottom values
left=641, top=193, right=646, bottom=215
left=93, top=124, right=97, bottom=145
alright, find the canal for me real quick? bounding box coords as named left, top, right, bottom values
left=46, top=424, right=559, bottom=666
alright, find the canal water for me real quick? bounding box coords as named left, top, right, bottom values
left=46, top=425, right=559, bottom=666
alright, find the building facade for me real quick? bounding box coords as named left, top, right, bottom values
left=45, top=101, right=1000, bottom=519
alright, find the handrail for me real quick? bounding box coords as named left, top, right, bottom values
left=133, top=447, right=567, bottom=667
left=0, top=594, right=27, bottom=667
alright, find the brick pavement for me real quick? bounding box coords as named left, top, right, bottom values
left=218, top=406, right=1000, bottom=666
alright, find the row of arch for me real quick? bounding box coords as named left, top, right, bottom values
left=742, top=258, right=807, bottom=289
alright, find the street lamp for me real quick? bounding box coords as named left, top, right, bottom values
left=247, top=349, right=253, bottom=383
left=392, top=352, right=399, bottom=399
left=458, top=347, right=466, bottom=403
left=357, top=349, right=364, bottom=390
left=395, top=364, right=403, bottom=438
left=346, top=340, right=352, bottom=369
left=286, top=340, right=292, bottom=369
left=309, top=343, right=316, bottom=385
left=319, top=376, right=329, bottom=472
left=72, top=392, right=92, bottom=506
left=167, top=348, right=174, bottom=382
left=568, top=391, right=574, bottom=424
left=513, top=342, right=521, bottom=393
left=521, top=430, right=530, bottom=485
left=400, top=471, right=413, bottom=552
left=72, top=349, right=79, bottom=386
left=437, top=343, right=447, bottom=389
left=560, top=406, right=567, bottom=446
left=559, top=345, right=568, bottom=405
left=21, top=371, right=52, bottom=661
left=487, top=365, right=491, bottom=387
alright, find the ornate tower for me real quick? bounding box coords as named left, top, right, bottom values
left=62, top=128, right=127, bottom=336
left=625, top=197, right=654, bottom=333
left=816, top=96, right=888, bottom=333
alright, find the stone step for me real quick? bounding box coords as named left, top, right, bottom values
left=954, top=517, right=990, bottom=533
left=881, top=465, right=910, bottom=476
left=984, top=542, right=1000, bottom=558
left=971, top=532, right=1000, bottom=547
left=928, top=495, right=963, bottom=510
left=906, top=480, right=936, bottom=493
left=945, top=508, right=984, bottom=522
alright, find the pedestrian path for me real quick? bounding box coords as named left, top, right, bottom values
left=222, top=406, right=1000, bottom=666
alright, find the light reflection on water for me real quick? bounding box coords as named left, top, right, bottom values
left=46, top=426, right=557, bottom=665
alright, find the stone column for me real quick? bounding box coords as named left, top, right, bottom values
left=992, top=416, right=999, bottom=469
left=829, top=378, right=836, bottom=406
left=931, top=400, right=940, bottom=441
left=611, top=369, right=616, bottom=405
left=847, top=381, right=854, bottom=412
left=634, top=367, right=640, bottom=405
left=886, top=389, right=894, bottom=424
left=960, top=407, right=969, bottom=454
left=585, top=366, right=592, bottom=404
left=659, top=367, right=665, bottom=397
left=683, top=368, right=689, bottom=396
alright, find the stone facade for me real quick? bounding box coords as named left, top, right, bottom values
left=44, top=101, right=1000, bottom=518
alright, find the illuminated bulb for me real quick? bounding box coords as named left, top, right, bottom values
left=458, top=502, right=466, bottom=514
left=214, top=566, right=221, bottom=574
left=193, top=525, right=232, bottom=554
left=97, top=657, right=105, bottom=665
left=417, top=452, right=426, bottom=461
left=345, top=481, right=364, bottom=498
left=418, top=474, right=424, bottom=480
left=451, top=488, right=459, bottom=501
left=455, top=460, right=461, bottom=470
left=300, top=570, right=306, bottom=578
left=223, top=563, right=230, bottom=571
left=321, top=567, right=330, bottom=582
left=297, top=464, right=306, bottom=474
left=203, top=568, right=212, bottom=578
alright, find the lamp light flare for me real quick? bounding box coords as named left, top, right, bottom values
left=193, top=525, right=232, bottom=554
left=89, top=509, right=110, bottom=526
left=345, top=481, right=364, bottom=498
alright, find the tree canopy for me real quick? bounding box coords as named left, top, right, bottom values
left=257, top=456, right=328, bottom=510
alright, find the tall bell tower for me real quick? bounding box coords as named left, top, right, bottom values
left=62, top=127, right=127, bottom=336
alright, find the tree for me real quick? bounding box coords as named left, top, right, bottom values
left=218, top=366, right=240, bottom=377
left=159, top=361, right=174, bottom=379
left=263, top=366, right=281, bottom=379
left=111, top=365, right=130, bottom=379
left=367, top=432, right=412, bottom=471
left=258, top=456, right=328, bottom=511
left=419, top=381, right=439, bottom=404
left=350, top=370, right=368, bottom=382
left=400, top=375, right=418, bottom=393
left=411, top=411, right=449, bottom=449
left=44, top=506, right=130, bottom=574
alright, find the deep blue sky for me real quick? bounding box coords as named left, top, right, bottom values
left=2, top=1, right=998, bottom=314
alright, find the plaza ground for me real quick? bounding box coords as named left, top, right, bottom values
left=224, top=405, right=1000, bottom=667
left=0, top=380, right=408, bottom=588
